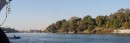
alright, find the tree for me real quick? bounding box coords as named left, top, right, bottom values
left=105, top=21, right=111, bottom=28
left=45, top=8, right=130, bottom=33
left=61, top=19, right=68, bottom=33
left=109, top=19, right=120, bottom=29
left=77, top=20, right=84, bottom=32
left=55, top=20, right=62, bottom=31
left=88, top=25, right=94, bottom=31
left=50, top=24, right=57, bottom=33
left=68, top=16, right=80, bottom=33
left=123, top=22, right=130, bottom=28
left=82, top=15, right=92, bottom=30
left=96, top=16, right=106, bottom=27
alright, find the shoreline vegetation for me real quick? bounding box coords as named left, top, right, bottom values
left=45, top=8, right=130, bottom=34
left=1, top=27, right=19, bottom=33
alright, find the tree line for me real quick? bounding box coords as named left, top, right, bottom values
left=45, top=8, right=130, bottom=33
left=1, top=27, right=19, bottom=33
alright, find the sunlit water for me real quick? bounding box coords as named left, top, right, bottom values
left=6, top=33, right=130, bottom=43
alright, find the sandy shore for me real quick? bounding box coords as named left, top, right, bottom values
left=112, top=29, right=130, bottom=33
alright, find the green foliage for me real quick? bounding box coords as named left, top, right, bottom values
left=96, top=16, right=106, bottom=27
left=88, top=25, right=94, bottom=31
left=123, top=22, right=130, bottom=28
left=45, top=8, right=130, bottom=33
left=105, top=21, right=111, bottom=28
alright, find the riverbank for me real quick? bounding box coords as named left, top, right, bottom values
left=48, top=29, right=130, bottom=34
left=112, top=29, right=130, bottom=34
left=53, top=29, right=114, bottom=34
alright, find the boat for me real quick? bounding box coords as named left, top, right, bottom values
left=8, top=35, right=21, bottom=39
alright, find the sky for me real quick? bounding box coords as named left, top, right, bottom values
left=0, top=0, right=130, bottom=30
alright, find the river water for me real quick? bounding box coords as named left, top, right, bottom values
left=6, top=33, right=130, bottom=43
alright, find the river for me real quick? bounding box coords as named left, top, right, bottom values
left=6, top=33, right=130, bottom=43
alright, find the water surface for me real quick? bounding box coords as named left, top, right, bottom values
left=6, top=33, right=130, bottom=43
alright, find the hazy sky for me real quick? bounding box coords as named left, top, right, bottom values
left=0, top=0, right=130, bottom=30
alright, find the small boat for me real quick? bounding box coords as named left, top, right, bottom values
left=13, top=36, right=21, bottom=39
left=8, top=35, right=21, bottom=39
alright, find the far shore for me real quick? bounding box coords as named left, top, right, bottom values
left=44, top=29, right=130, bottom=34
left=6, top=29, right=130, bottom=34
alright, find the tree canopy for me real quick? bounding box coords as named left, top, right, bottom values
left=45, top=8, right=130, bottom=33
